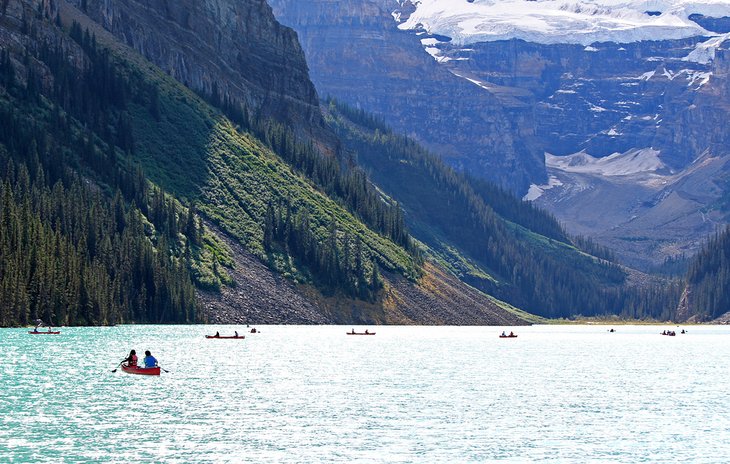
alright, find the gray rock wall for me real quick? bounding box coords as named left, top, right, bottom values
left=269, top=0, right=546, bottom=193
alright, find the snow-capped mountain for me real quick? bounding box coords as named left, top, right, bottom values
left=271, top=0, right=730, bottom=269
left=396, top=0, right=730, bottom=45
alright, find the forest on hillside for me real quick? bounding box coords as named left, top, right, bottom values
left=0, top=11, right=419, bottom=326
left=0, top=31, right=217, bottom=325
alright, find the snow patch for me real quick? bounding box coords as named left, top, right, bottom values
left=523, top=175, right=564, bottom=201
left=396, top=0, right=730, bottom=46
left=686, top=70, right=712, bottom=87
left=638, top=70, right=656, bottom=81
left=421, top=37, right=469, bottom=62
left=546, top=148, right=664, bottom=177
left=683, top=32, right=730, bottom=64
left=450, top=71, right=495, bottom=90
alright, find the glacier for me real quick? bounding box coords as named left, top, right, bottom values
left=396, top=0, right=730, bottom=46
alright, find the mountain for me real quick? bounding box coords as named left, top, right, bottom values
left=270, top=0, right=730, bottom=270
left=267, top=0, right=546, bottom=194
left=325, top=100, right=681, bottom=320
left=0, top=0, right=528, bottom=326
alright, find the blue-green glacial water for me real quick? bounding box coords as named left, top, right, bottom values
left=2, top=324, right=729, bottom=463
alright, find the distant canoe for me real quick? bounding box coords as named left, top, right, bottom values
left=205, top=335, right=245, bottom=339
left=346, top=332, right=375, bottom=336
left=499, top=335, right=518, bottom=338
left=28, top=330, right=60, bottom=335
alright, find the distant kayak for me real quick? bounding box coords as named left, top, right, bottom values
left=28, top=330, right=60, bottom=335
left=346, top=332, right=375, bottom=335
left=121, top=365, right=160, bottom=376
left=205, top=335, right=245, bottom=339
left=499, top=335, right=518, bottom=338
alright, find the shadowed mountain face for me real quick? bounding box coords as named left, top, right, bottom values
left=270, top=0, right=730, bottom=269
left=268, top=0, right=546, bottom=193
left=64, top=0, right=323, bottom=134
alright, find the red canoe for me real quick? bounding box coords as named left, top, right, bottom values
left=499, top=335, right=518, bottom=338
left=28, top=330, right=60, bottom=335
left=121, top=365, right=161, bottom=376
left=205, top=335, right=245, bottom=339
left=346, top=332, right=376, bottom=335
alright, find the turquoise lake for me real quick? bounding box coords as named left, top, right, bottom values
left=2, top=324, right=729, bottom=463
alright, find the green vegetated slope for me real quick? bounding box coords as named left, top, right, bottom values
left=325, top=100, right=682, bottom=320
left=118, top=42, right=419, bottom=296
left=0, top=3, right=423, bottom=326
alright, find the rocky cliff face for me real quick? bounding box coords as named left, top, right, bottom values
left=64, top=0, right=323, bottom=133
left=439, top=35, right=730, bottom=268
left=271, top=0, right=730, bottom=268
left=269, top=0, right=546, bottom=192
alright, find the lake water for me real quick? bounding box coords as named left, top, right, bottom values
left=1, top=324, right=729, bottom=463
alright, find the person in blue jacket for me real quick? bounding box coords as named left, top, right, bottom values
left=143, top=350, right=158, bottom=368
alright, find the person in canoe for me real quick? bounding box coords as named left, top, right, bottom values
left=235, top=330, right=239, bottom=337
left=123, top=349, right=138, bottom=367
left=365, top=329, right=370, bottom=334
left=215, top=331, right=220, bottom=338
left=509, top=331, right=514, bottom=337
left=501, top=331, right=507, bottom=337
left=351, top=328, right=355, bottom=334
left=143, top=350, right=158, bottom=368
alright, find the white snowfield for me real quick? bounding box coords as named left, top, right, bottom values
left=396, top=0, right=730, bottom=46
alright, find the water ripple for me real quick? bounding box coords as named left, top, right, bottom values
left=2, top=325, right=730, bottom=462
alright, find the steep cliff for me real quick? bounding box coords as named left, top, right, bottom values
left=64, top=0, right=323, bottom=135
left=269, top=0, right=545, bottom=193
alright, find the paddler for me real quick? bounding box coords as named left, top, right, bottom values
left=123, top=349, right=138, bottom=367
left=143, top=350, right=158, bottom=368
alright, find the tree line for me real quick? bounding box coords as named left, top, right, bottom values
left=685, top=226, right=730, bottom=320
left=263, top=199, right=383, bottom=301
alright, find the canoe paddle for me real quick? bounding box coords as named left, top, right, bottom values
left=111, top=360, right=125, bottom=373
left=158, top=365, right=170, bottom=373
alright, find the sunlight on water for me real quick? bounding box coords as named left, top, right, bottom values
left=1, top=325, right=729, bottom=463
